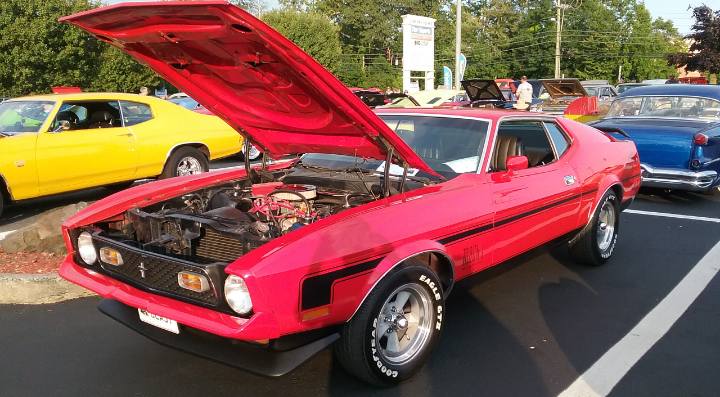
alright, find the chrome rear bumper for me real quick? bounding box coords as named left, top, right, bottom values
left=641, top=164, right=718, bottom=191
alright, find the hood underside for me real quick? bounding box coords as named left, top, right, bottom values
left=461, top=79, right=506, bottom=102
left=541, top=79, right=588, bottom=98
left=61, top=1, right=437, bottom=175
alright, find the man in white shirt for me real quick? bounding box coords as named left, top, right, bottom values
left=514, top=76, right=533, bottom=110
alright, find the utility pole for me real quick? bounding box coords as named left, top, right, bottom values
left=554, top=0, right=566, bottom=79
left=455, top=0, right=462, bottom=90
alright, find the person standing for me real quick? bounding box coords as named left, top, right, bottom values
left=514, top=76, right=533, bottom=110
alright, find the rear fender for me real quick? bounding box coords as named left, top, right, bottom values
left=586, top=175, right=622, bottom=219
left=348, top=240, right=453, bottom=321
left=694, top=125, right=720, bottom=170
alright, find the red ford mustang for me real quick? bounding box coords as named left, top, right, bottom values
left=59, top=1, right=641, bottom=386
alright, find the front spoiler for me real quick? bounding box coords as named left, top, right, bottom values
left=98, top=299, right=339, bottom=377
left=640, top=164, right=718, bottom=191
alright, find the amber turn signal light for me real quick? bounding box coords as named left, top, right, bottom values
left=99, top=247, right=123, bottom=266
left=178, top=272, right=210, bottom=293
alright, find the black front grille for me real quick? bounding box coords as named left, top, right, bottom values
left=92, top=235, right=224, bottom=307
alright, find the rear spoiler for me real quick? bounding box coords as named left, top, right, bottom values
left=591, top=125, right=630, bottom=139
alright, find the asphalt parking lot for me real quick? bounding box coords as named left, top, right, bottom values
left=1, top=187, right=719, bottom=397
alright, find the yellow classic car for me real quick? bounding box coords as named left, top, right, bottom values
left=0, top=92, right=242, bottom=216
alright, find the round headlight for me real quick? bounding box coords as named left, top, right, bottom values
left=224, top=275, right=253, bottom=315
left=77, top=232, right=97, bottom=265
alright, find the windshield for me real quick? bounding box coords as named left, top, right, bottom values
left=584, top=87, right=599, bottom=96
left=0, top=101, right=55, bottom=135
left=300, top=115, right=489, bottom=177
left=607, top=96, right=720, bottom=120
left=169, top=97, right=200, bottom=110
left=617, top=84, right=646, bottom=94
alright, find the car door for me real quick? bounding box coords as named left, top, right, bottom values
left=35, top=100, right=137, bottom=195
left=487, top=119, right=581, bottom=265
left=379, top=113, right=495, bottom=278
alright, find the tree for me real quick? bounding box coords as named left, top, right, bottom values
left=90, top=46, right=161, bottom=94
left=668, top=5, right=720, bottom=75
left=262, top=10, right=342, bottom=74
left=229, top=0, right=266, bottom=16
left=363, top=56, right=401, bottom=89
left=0, top=0, right=102, bottom=96
left=0, top=0, right=168, bottom=96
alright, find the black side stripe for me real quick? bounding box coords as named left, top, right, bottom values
left=495, top=192, right=581, bottom=228
left=301, top=257, right=383, bottom=310
left=438, top=224, right=493, bottom=245
left=439, top=191, right=592, bottom=245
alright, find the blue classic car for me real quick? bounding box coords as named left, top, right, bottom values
left=591, top=85, right=720, bottom=191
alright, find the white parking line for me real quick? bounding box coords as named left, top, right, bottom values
left=558, top=238, right=720, bottom=397
left=625, top=209, right=720, bottom=223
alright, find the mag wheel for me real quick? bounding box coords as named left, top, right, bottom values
left=240, top=143, right=262, bottom=161
left=161, top=147, right=208, bottom=179
left=569, top=190, right=620, bottom=266
left=334, top=263, right=444, bottom=386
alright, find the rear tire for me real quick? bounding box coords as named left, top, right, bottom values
left=0, top=191, right=4, bottom=218
left=569, top=190, right=620, bottom=266
left=239, top=143, right=262, bottom=162
left=334, top=263, right=444, bottom=386
left=160, top=147, right=208, bottom=179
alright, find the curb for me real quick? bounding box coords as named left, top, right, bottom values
left=0, top=273, right=95, bottom=305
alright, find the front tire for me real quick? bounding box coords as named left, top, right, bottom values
left=569, top=190, right=620, bottom=266
left=160, top=147, right=209, bottom=179
left=0, top=191, right=4, bottom=218
left=334, top=263, right=444, bottom=386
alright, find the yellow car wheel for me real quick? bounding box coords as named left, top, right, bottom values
left=161, top=147, right=209, bottom=179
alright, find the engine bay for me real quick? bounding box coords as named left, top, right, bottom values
left=96, top=167, right=406, bottom=264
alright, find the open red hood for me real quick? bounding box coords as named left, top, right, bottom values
left=61, top=1, right=436, bottom=175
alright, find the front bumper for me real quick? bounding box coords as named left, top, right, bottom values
left=59, top=256, right=276, bottom=340
left=640, top=164, right=718, bottom=191
left=99, top=299, right=338, bottom=377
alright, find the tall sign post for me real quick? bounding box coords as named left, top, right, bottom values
left=402, top=14, right=436, bottom=93
left=455, top=0, right=462, bottom=90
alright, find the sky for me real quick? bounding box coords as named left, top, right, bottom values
left=643, top=0, right=720, bottom=34
left=106, top=0, right=719, bottom=35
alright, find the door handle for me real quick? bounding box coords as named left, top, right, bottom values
left=116, top=133, right=134, bottom=137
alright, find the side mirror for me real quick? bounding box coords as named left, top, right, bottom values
left=506, top=155, right=529, bottom=172
left=52, top=120, right=71, bottom=133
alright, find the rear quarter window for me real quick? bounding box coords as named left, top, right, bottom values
left=120, top=101, right=153, bottom=126
left=544, top=122, right=570, bottom=157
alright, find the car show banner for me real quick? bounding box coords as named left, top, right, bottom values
left=443, top=66, right=453, bottom=89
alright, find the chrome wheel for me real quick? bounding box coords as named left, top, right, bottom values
left=596, top=200, right=616, bottom=251
left=176, top=156, right=203, bottom=176
left=375, top=283, right=433, bottom=365
left=245, top=144, right=261, bottom=161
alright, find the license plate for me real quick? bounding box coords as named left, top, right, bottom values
left=138, top=309, right=180, bottom=334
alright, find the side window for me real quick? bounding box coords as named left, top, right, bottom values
left=53, top=101, right=122, bottom=130
left=544, top=122, right=570, bottom=158
left=491, top=121, right=556, bottom=171
left=120, top=101, right=153, bottom=126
